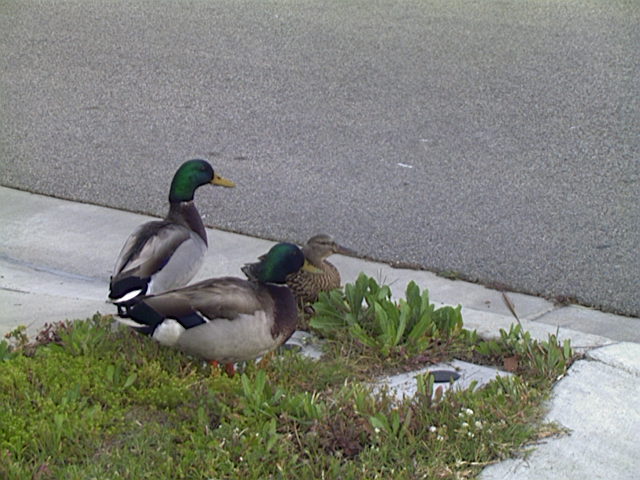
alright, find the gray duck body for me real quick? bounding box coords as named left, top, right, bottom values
left=110, top=202, right=207, bottom=301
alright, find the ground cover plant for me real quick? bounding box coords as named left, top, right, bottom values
left=310, top=275, right=574, bottom=385
left=1, top=275, right=575, bottom=479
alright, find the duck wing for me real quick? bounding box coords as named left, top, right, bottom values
left=109, top=221, right=203, bottom=303
left=113, top=221, right=191, bottom=276
left=128, top=277, right=272, bottom=329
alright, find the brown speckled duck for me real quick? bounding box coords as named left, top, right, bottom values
left=286, top=234, right=352, bottom=305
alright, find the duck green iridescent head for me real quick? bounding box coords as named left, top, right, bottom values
left=169, top=159, right=235, bottom=203
left=242, top=243, right=312, bottom=284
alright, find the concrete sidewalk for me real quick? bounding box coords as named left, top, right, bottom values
left=1, top=186, right=638, bottom=479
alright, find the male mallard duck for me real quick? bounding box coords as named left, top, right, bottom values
left=116, top=243, right=315, bottom=369
left=286, top=233, right=353, bottom=304
left=108, top=159, right=235, bottom=313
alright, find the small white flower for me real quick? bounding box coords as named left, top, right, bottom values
left=465, top=408, right=474, bottom=416
left=429, top=425, right=437, bottom=433
left=467, top=431, right=475, bottom=438
left=436, top=434, right=445, bottom=441
left=475, top=421, right=483, bottom=429
left=461, top=422, right=469, bottom=428
left=374, top=427, right=381, bottom=434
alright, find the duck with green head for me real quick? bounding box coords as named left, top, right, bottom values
left=109, top=159, right=235, bottom=313
left=116, top=243, right=315, bottom=368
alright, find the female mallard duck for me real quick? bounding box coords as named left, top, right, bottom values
left=108, top=159, right=235, bottom=313
left=286, top=234, right=353, bottom=304
left=116, top=243, right=315, bottom=369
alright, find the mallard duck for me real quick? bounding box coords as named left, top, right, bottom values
left=108, top=159, right=235, bottom=313
left=116, top=243, right=315, bottom=369
left=286, top=234, right=353, bottom=304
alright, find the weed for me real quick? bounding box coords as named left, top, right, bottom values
left=0, top=340, right=16, bottom=361
left=3, top=325, right=28, bottom=350
left=471, top=324, right=574, bottom=386
left=311, top=274, right=575, bottom=385
left=311, top=274, right=465, bottom=365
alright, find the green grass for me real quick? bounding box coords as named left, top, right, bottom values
left=0, top=277, right=575, bottom=479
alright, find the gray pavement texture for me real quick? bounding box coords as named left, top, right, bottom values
left=1, top=1, right=639, bottom=317
left=1, top=186, right=639, bottom=479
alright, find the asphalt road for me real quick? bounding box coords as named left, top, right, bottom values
left=1, top=1, right=638, bottom=316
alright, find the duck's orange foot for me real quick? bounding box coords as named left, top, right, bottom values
left=208, top=360, right=221, bottom=376
left=208, top=360, right=236, bottom=377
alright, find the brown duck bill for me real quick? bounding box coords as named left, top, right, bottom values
left=334, top=244, right=356, bottom=256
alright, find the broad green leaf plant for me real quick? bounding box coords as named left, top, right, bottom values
left=311, top=274, right=463, bottom=359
